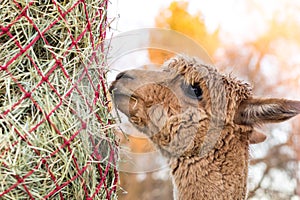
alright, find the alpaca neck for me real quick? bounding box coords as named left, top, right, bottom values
left=169, top=134, right=249, bottom=200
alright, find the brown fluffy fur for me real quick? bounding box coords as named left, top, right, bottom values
left=109, top=55, right=300, bottom=200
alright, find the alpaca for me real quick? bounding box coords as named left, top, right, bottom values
left=109, top=55, right=300, bottom=200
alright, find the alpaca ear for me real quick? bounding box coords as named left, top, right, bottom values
left=234, top=98, right=300, bottom=125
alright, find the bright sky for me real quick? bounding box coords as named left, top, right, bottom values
left=108, top=0, right=300, bottom=43
left=108, top=0, right=282, bottom=80
left=107, top=0, right=300, bottom=85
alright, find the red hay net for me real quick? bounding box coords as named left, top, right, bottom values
left=0, top=1, right=118, bottom=199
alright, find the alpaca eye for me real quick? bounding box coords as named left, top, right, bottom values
left=182, top=83, right=203, bottom=100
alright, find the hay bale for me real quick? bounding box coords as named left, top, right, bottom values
left=0, top=1, right=118, bottom=199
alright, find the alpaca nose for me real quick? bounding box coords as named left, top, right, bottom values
left=109, top=71, right=134, bottom=94
left=115, top=71, right=134, bottom=80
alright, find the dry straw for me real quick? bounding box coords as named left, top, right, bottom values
left=0, top=1, right=118, bottom=199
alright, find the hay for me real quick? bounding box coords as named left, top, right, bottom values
left=0, top=1, right=118, bottom=199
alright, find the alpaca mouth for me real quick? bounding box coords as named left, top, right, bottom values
left=109, top=86, right=140, bottom=117
left=109, top=86, right=138, bottom=101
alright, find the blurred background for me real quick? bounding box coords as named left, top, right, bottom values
left=107, top=0, right=300, bottom=199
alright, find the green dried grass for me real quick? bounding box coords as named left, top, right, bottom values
left=0, top=1, right=118, bottom=199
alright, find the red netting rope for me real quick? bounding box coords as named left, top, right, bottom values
left=0, top=0, right=118, bottom=199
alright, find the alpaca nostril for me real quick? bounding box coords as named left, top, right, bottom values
left=116, top=72, right=125, bottom=80
left=109, top=71, right=134, bottom=94
left=116, top=71, right=133, bottom=80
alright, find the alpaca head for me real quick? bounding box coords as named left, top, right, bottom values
left=109, top=55, right=300, bottom=158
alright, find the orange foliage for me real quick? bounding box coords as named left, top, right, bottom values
left=253, top=18, right=300, bottom=53
left=149, top=1, right=219, bottom=64
left=122, top=135, right=155, bottom=153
